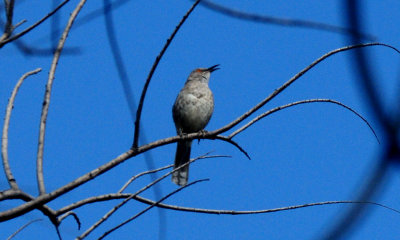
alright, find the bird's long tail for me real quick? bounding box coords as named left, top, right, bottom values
left=172, top=140, right=192, bottom=186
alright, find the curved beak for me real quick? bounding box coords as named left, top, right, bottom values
left=207, top=64, right=220, bottom=72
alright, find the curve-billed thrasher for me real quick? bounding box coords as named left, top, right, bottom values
left=172, top=65, right=219, bottom=186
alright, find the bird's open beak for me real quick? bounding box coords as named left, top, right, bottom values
left=207, top=64, right=220, bottom=72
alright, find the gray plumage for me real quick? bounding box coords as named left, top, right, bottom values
left=172, top=65, right=219, bottom=186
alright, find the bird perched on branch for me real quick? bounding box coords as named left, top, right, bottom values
left=172, top=65, right=219, bottom=186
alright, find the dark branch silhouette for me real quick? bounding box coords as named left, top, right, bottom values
left=196, top=0, right=376, bottom=40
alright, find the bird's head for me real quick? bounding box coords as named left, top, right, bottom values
left=188, top=64, right=220, bottom=83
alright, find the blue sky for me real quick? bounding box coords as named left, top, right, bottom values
left=1, top=0, right=400, bottom=239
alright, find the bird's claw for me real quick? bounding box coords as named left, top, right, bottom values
left=197, top=130, right=208, bottom=144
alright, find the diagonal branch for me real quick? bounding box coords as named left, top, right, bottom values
left=2, top=68, right=41, bottom=190
left=36, top=0, right=87, bottom=195
left=132, top=0, right=201, bottom=149
left=229, top=99, right=379, bottom=143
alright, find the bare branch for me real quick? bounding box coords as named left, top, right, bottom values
left=51, top=191, right=400, bottom=231
left=197, top=0, right=375, bottom=40
left=6, top=219, right=42, bottom=240
left=133, top=0, right=201, bottom=148
left=131, top=195, right=400, bottom=216
left=2, top=68, right=41, bottom=190
left=229, top=99, right=379, bottom=143
left=36, top=0, right=87, bottom=195
left=208, top=43, right=400, bottom=137
left=0, top=0, right=70, bottom=48
left=98, top=179, right=209, bottom=240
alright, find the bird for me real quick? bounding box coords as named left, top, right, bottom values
left=172, top=64, right=219, bottom=186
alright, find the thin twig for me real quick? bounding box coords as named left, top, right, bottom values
left=130, top=195, right=400, bottom=216
left=118, top=164, right=173, bottom=193
left=197, top=0, right=376, bottom=41
left=214, top=135, right=250, bottom=159
left=36, top=0, right=87, bottom=195
left=2, top=68, right=41, bottom=190
left=58, top=211, right=81, bottom=230
left=208, top=43, right=400, bottom=137
left=98, top=179, right=209, bottom=240
left=0, top=0, right=70, bottom=47
left=229, top=99, right=379, bottom=143
left=6, top=219, right=43, bottom=240
left=132, top=0, right=201, bottom=149
left=12, top=19, right=26, bottom=29
left=52, top=191, right=400, bottom=224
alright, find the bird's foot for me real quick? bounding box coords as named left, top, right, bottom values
left=199, top=129, right=208, bottom=136
left=197, top=130, right=208, bottom=144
